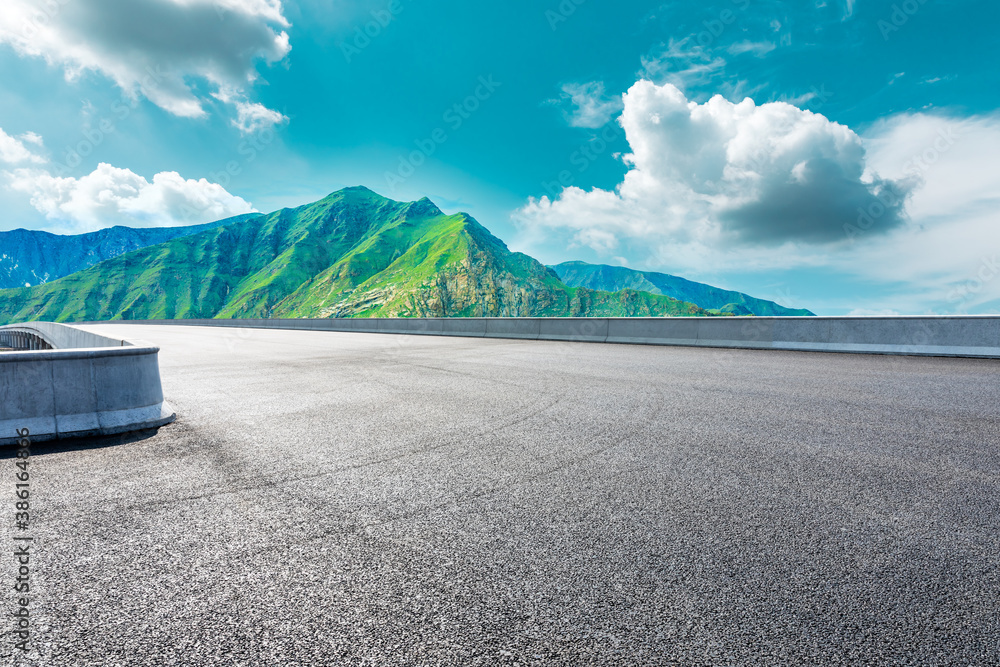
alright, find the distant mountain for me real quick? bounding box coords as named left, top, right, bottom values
left=0, top=188, right=709, bottom=323
left=0, top=214, right=259, bottom=289
left=551, top=261, right=815, bottom=317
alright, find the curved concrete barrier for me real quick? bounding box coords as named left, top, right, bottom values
left=79, top=315, right=1000, bottom=359
left=0, top=322, right=175, bottom=446
left=1, top=321, right=130, bottom=350
left=0, top=328, right=53, bottom=351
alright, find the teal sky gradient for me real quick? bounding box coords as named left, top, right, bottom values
left=0, top=0, right=997, bottom=314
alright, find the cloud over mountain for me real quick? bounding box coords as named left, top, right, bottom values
left=7, top=162, right=255, bottom=233
left=518, top=80, right=912, bottom=253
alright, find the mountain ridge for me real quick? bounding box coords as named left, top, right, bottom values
left=0, top=187, right=711, bottom=323
left=551, top=261, right=815, bottom=317
left=0, top=213, right=259, bottom=290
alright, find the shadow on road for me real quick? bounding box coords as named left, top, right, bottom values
left=0, top=427, right=164, bottom=459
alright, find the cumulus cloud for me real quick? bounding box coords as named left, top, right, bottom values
left=519, top=97, right=1000, bottom=314
left=232, top=100, right=288, bottom=134
left=842, top=112, right=1000, bottom=312
left=0, top=0, right=290, bottom=122
left=6, top=162, right=256, bottom=233
left=863, top=113, right=998, bottom=221
left=0, top=128, right=46, bottom=164
left=214, top=88, right=288, bottom=134
left=517, top=80, right=911, bottom=258
left=554, top=82, right=624, bottom=129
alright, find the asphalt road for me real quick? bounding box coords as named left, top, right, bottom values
left=3, top=324, right=999, bottom=666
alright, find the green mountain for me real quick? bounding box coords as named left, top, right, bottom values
left=0, top=187, right=709, bottom=323
left=551, top=261, right=815, bottom=317
left=0, top=214, right=257, bottom=289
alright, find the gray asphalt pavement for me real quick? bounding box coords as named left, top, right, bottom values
left=3, top=324, right=999, bottom=666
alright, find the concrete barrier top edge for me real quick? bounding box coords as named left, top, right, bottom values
left=67, top=315, right=1000, bottom=324
left=0, top=346, right=160, bottom=363
left=1, top=321, right=131, bottom=349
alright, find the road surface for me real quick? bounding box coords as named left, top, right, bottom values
left=3, top=324, right=999, bottom=666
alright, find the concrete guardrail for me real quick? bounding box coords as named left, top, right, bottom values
left=83, top=315, right=1000, bottom=359
left=0, top=322, right=175, bottom=446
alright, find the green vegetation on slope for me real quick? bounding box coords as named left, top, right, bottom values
left=0, top=187, right=709, bottom=324
left=551, top=261, right=815, bottom=316
left=0, top=213, right=257, bottom=289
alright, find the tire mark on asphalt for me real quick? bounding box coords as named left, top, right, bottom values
left=100, top=379, right=573, bottom=513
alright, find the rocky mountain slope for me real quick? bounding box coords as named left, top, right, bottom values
left=0, top=188, right=708, bottom=323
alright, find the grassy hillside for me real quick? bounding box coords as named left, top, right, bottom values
left=0, top=188, right=709, bottom=323
left=552, top=261, right=815, bottom=316
left=0, top=214, right=257, bottom=289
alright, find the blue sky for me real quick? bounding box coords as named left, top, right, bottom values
left=0, top=0, right=997, bottom=315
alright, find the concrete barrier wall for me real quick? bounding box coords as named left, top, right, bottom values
left=0, top=323, right=175, bottom=446
left=2, top=321, right=129, bottom=350
left=0, top=329, right=53, bottom=351
left=83, top=316, right=1000, bottom=359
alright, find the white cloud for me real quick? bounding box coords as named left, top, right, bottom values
left=6, top=162, right=256, bottom=233
left=746, top=113, right=1000, bottom=314
left=517, top=80, right=910, bottom=264
left=638, top=39, right=766, bottom=103
left=0, top=128, right=46, bottom=164
left=0, top=0, right=290, bottom=122
left=842, top=112, right=1000, bottom=313
left=214, top=88, right=288, bottom=134
left=18, top=132, right=43, bottom=147
left=727, top=40, right=776, bottom=57
left=640, top=39, right=727, bottom=91
left=863, top=112, right=998, bottom=222
left=517, top=89, right=1000, bottom=314
left=555, top=82, right=623, bottom=129
left=232, top=101, right=288, bottom=134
